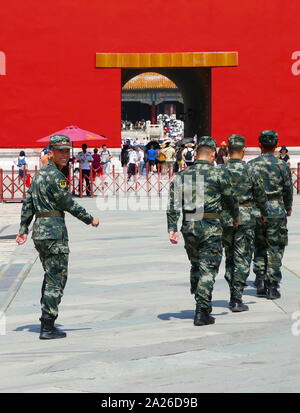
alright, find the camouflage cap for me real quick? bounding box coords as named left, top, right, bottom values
left=49, top=134, right=72, bottom=150
left=259, top=130, right=278, bottom=147
left=197, top=136, right=217, bottom=150
left=228, top=134, right=246, bottom=150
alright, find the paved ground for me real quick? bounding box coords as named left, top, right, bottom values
left=0, top=196, right=300, bottom=393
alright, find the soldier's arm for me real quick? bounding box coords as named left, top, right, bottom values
left=18, top=185, right=35, bottom=234
left=219, top=169, right=239, bottom=222
left=281, top=163, right=293, bottom=212
left=49, top=176, right=94, bottom=225
left=166, top=175, right=182, bottom=233
left=250, top=168, right=268, bottom=217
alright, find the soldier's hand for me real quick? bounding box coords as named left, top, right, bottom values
left=286, top=210, right=292, bottom=217
left=261, top=215, right=267, bottom=223
left=16, top=234, right=27, bottom=245
left=91, top=218, right=100, bottom=227
left=169, top=231, right=179, bottom=244
left=232, top=220, right=240, bottom=228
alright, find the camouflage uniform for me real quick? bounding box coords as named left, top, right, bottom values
left=221, top=135, right=268, bottom=302
left=248, top=130, right=293, bottom=290
left=167, top=136, right=239, bottom=314
left=19, top=135, right=93, bottom=325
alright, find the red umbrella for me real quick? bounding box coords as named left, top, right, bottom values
left=37, top=125, right=108, bottom=147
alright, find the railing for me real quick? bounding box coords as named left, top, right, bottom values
left=69, top=163, right=176, bottom=198
left=0, top=165, right=38, bottom=202
left=0, top=163, right=178, bottom=201
left=1, top=163, right=300, bottom=202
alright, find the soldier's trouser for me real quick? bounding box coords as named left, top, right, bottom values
left=253, top=217, right=288, bottom=284
left=34, top=240, right=69, bottom=322
left=222, top=225, right=255, bottom=301
left=182, top=220, right=222, bottom=313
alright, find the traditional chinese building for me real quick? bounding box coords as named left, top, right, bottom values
left=122, top=72, right=183, bottom=124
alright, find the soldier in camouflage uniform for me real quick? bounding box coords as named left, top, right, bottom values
left=167, top=136, right=239, bottom=326
left=16, top=135, right=99, bottom=340
left=221, top=135, right=268, bottom=311
left=248, top=130, right=293, bottom=299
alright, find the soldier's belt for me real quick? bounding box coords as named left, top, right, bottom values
left=202, top=213, right=220, bottom=219
left=183, top=212, right=220, bottom=220
left=267, top=195, right=283, bottom=201
left=36, top=211, right=65, bottom=218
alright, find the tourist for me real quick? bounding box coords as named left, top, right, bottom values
left=278, top=146, right=291, bottom=167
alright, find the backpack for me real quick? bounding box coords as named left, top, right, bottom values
left=185, top=148, right=193, bottom=162
left=176, top=149, right=183, bottom=162
left=17, top=157, right=26, bottom=168
left=157, top=150, right=166, bottom=161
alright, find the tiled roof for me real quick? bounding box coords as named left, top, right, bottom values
left=123, top=72, right=177, bottom=89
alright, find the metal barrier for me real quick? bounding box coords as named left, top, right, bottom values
left=1, top=162, right=300, bottom=202
left=68, top=164, right=176, bottom=198
left=0, top=166, right=38, bottom=202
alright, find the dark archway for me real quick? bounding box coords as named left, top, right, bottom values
left=122, top=68, right=211, bottom=139
left=122, top=101, right=152, bottom=122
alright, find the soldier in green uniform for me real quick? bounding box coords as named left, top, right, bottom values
left=167, top=136, right=240, bottom=326
left=248, top=130, right=293, bottom=299
left=221, top=135, right=268, bottom=311
left=16, top=135, right=100, bottom=340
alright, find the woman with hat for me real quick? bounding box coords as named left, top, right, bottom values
left=278, top=146, right=291, bottom=167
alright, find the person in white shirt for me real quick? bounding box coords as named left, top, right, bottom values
left=76, top=143, right=93, bottom=196
left=100, top=144, right=112, bottom=175
left=14, top=151, right=28, bottom=184
left=182, top=143, right=195, bottom=168
left=127, top=147, right=139, bottom=181
left=137, top=147, right=146, bottom=175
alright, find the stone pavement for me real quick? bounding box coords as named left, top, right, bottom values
left=0, top=196, right=300, bottom=393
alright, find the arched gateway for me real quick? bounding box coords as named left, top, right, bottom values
left=96, top=52, right=238, bottom=139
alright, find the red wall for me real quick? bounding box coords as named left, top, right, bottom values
left=0, top=0, right=299, bottom=148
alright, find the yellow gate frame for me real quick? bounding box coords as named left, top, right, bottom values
left=96, top=52, right=238, bottom=68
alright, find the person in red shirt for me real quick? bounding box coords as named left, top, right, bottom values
left=91, top=148, right=103, bottom=179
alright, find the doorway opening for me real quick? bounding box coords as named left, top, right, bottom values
left=122, top=68, right=211, bottom=140
left=122, top=72, right=185, bottom=141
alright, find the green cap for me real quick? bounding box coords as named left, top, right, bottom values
left=259, top=130, right=278, bottom=147
left=49, top=134, right=72, bottom=149
left=197, top=136, right=216, bottom=149
left=228, top=134, right=245, bottom=150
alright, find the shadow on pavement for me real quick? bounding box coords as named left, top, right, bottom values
left=157, top=310, right=194, bottom=320
left=14, top=324, right=91, bottom=333
left=158, top=307, right=229, bottom=321
left=243, top=288, right=261, bottom=298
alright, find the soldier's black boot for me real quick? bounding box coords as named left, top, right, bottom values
left=194, top=307, right=215, bottom=326
left=229, top=299, right=249, bottom=312
left=266, top=282, right=281, bottom=300
left=39, top=318, right=67, bottom=340
left=255, top=272, right=267, bottom=296
left=228, top=293, right=235, bottom=309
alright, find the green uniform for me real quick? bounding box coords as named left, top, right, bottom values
left=248, top=152, right=293, bottom=285
left=167, top=138, right=239, bottom=313
left=19, top=159, right=93, bottom=323
left=221, top=155, right=268, bottom=301
left=247, top=130, right=293, bottom=291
